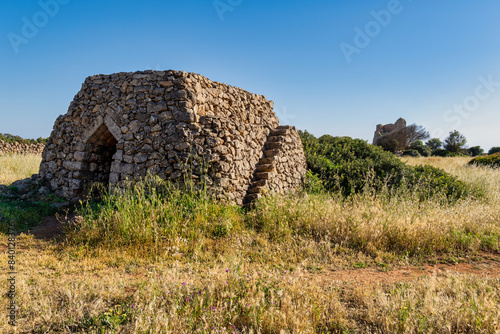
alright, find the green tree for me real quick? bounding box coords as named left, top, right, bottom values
left=410, top=140, right=431, bottom=157
left=426, top=138, right=442, bottom=152
left=444, top=130, right=467, bottom=153
left=468, top=146, right=484, bottom=157
left=488, top=147, right=500, bottom=155
left=376, top=124, right=430, bottom=153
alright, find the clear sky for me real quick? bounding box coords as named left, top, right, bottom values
left=1, top=0, right=499, bottom=150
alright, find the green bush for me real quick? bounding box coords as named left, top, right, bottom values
left=488, top=147, right=500, bottom=155
left=405, top=165, right=473, bottom=201
left=303, top=170, right=326, bottom=194
left=409, top=140, right=432, bottom=157
left=468, top=146, right=484, bottom=157
left=300, top=132, right=406, bottom=196
left=421, top=147, right=432, bottom=157
left=402, top=149, right=421, bottom=157
left=433, top=149, right=449, bottom=157
left=299, top=131, right=479, bottom=201
left=468, top=153, right=500, bottom=168
left=433, top=149, right=466, bottom=157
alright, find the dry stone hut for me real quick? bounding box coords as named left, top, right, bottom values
left=38, top=70, right=307, bottom=205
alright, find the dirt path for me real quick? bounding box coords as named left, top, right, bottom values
left=298, top=254, right=500, bottom=286
left=26, top=213, right=75, bottom=240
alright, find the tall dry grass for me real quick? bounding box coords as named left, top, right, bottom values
left=0, top=234, right=498, bottom=333
left=66, top=167, right=499, bottom=265
left=0, top=154, right=42, bottom=186
left=0, top=155, right=499, bottom=332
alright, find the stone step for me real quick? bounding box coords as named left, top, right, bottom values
left=254, top=172, right=271, bottom=180
left=247, top=186, right=265, bottom=194
left=243, top=193, right=261, bottom=204
left=270, top=129, right=289, bottom=136
left=265, top=142, right=284, bottom=150
left=263, top=149, right=280, bottom=157
left=258, top=156, right=276, bottom=165
left=255, top=164, right=274, bottom=173
left=270, top=126, right=294, bottom=136
left=267, top=136, right=286, bottom=143
left=277, top=125, right=294, bottom=130
left=250, top=179, right=267, bottom=188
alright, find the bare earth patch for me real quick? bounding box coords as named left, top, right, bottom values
left=297, top=254, right=500, bottom=287
left=25, top=213, right=75, bottom=240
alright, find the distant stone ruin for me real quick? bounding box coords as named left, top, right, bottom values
left=38, top=70, right=307, bottom=205
left=373, top=118, right=406, bottom=145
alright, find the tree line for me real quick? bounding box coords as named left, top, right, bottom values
left=0, top=133, right=48, bottom=145
left=375, top=125, right=500, bottom=157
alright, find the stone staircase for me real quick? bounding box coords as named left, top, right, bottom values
left=243, top=125, right=293, bottom=205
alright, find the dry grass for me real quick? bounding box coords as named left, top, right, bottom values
left=0, top=155, right=499, bottom=333
left=0, top=154, right=42, bottom=186
left=402, top=156, right=500, bottom=203
left=0, top=235, right=498, bottom=333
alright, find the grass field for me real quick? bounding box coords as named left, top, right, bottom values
left=0, top=154, right=42, bottom=186
left=0, top=155, right=499, bottom=333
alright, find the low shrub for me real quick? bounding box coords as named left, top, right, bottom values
left=488, top=147, right=500, bottom=155
left=469, top=153, right=500, bottom=168
left=409, top=140, right=432, bottom=157
left=433, top=149, right=467, bottom=157
left=303, top=170, right=326, bottom=194
left=402, top=149, right=421, bottom=157
left=468, top=146, right=484, bottom=157
left=299, top=131, right=479, bottom=201
left=405, top=165, right=474, bottom=201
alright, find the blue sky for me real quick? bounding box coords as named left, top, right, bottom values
left=1, top=0, right=499, bottom=150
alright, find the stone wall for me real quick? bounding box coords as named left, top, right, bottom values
left=38, top=70, right=306, bottom=205
left=0, top=140, right=45, bottom=155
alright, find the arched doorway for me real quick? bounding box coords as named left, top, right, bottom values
left=77, top=115, right=121, bottom=198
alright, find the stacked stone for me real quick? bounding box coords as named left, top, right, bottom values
left=373, top=118, right=406, bottom=145
left=38, top=70, right=306, bottom=205
left=179, top=72, right=280, bottom=203
left=243, top=126, right=307, bottom=205
left=0, top=140, right=45, bottom=155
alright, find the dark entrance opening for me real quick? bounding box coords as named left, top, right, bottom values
left=82, top=122, right=118, bottom=198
